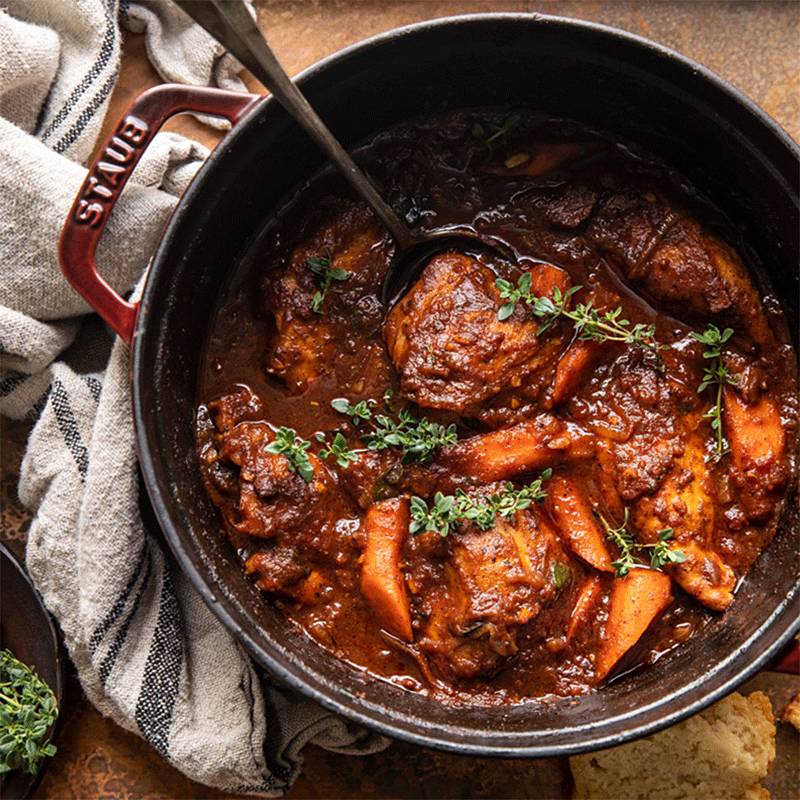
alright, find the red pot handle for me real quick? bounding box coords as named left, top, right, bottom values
left=58, top=84, right=262, bottom=344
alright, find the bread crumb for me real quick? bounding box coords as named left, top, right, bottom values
left=781, top=692, right=800, bottom=732
left=570, top=691, right=776, bottom=799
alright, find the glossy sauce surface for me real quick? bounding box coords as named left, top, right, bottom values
left=196, top=113, right=797, bottom=705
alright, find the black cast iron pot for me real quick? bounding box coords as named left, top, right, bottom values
left=60, top=13, right=800, bottom=755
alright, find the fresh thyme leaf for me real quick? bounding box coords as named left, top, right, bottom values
left=495, top=277, right=663, bottom=367
left=472, top=113, right=522, bottom=156
left=410, top=492, right=458, bottom=537
left=689, top=324, right=738, bottom=460
left=409, top=473, right=552, bottom=537
left=330, top=397, right=373, bottom=425
left=0, top=649, right=58, bottom=776
left=600, top=512, right=687, bottom=576
left=307, top=254, right=350, bottom=313
left=331, top=395, right=457, bottom=464
left=552, top=561, right=572, bottom=591
left=363, top=411, right=457, bottom=463
left=265, top=427, right=314, bottom=482
left=599, top=509, right=637, bottom=577
left=496, top=469, right=552, bottom=517
left=316, top=431, right=361, bottom=468
left=455, top=490, right=497, bottom=531
left=649, top=527, right=688, bottom=570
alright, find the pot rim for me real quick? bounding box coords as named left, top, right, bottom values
left=131, top=12, right=800, bottom=756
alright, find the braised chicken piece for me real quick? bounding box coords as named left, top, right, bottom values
left=197, top=388, right=358, bottom=600
left=587, top=187, right=774, bottom=347
left=385, top=253, right=570, bottom=413
left=571, top=350, right=686, bottom=501
left=631, top=415, right=736, bottom=611
left=198, top=111, right=796, bottom=706
left=266, top=203, right=391, bottom=393
left=411, top=506, right=568, bottom=680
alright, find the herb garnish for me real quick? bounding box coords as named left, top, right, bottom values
left=315, top=431, right=361, bottom=469
left=307, top=255, right=350, bottom=313
left=367, top=413, right=458, bottom=463
left=265, top=427, right=314, bottom=482
left=689, top=325, right=738, bottom=460
left=409, top=472, right=552, bottom=537
left=330, top=399, right=457, bottom=464
left=552, top=562, right=572, bottom=591
left=0, top=649, right=58, bottom=776
left=330, top=397, right=373, bottom=425
left=410, top=493, right=460, bottom=537
left=599, top=511, right=687, bottom=577
left=496, top=279, right=663, bottom=367
left=472, top=113, right=522, bottom=156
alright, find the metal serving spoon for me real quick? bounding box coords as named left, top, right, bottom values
left=174, top=0, right=505, bottom=304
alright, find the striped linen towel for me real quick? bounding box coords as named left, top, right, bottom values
left=0, top=0, right=387, bottom=794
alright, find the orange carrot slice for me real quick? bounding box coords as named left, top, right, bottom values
left=361, top=497, right=413, bottom=641
left=567, top=574, right=603, bottom=641
left=440, top=416, right=594, bottom=482
left=723, top=389, right=785, bottom=471
left=596, top=568, right=672, bottom=680
left=547, top=340, right=604, bottom=408
left=547, top=474, right=613, bottom=572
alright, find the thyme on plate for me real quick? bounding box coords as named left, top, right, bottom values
left=689, top=324, right=738, bottom=460
left=495, top=278, right=663, bottom=367
left=599, top=510, right=687, bottom=577
left=265, top=426, right=314, bottom=482
left=307, top=255, right=350, bottom=313
left=409, top=471, right=552, bottom=537
left=0, top=649, right=58, bottom=776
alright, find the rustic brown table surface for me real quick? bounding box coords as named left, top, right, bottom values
left=1, top=1, right=798, bottom=798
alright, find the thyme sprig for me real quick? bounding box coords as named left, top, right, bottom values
left=315, top=431, right=361, bottom=469
left=330, top=399, right=457, bottom=464
left=0, top=649, right=58, bottom=776
left=307, top=255, right=350, bottom=313
left=472, top=113, right=521, bottom=156
left=496, top=278, right=663, bottom=367
left=409, top=471, right=552, bottom=537
left=330, top=397, right=373, bottom=425
left=599, top=511, right=687, bottom=577
left=689, top=325, right=738, bottom=460
left=265, top=427, right=314, bottom=482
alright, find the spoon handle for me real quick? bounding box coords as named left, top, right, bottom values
left=173, top=0, right=415, bottom=249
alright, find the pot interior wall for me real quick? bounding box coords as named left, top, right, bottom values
left=135, top=15, right=799, bottom=751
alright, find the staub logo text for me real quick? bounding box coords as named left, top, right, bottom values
left=74, top=116, right=149, bottom=226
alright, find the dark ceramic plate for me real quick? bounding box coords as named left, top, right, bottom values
left=0, top=542, right=64, bottom=799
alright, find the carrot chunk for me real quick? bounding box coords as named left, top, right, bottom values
left=596, top=568, right=672, bottom=680
left=724, top=389, right=785, bottom=471
left=567, top=574, right=603, bottom=641
left=547, top=339, right=604, bottom=408
left=547, top=475, right=613, bottom=572
left=360, top=497, right=413, bottom=641
left=440, top=415, right=595, bottom=482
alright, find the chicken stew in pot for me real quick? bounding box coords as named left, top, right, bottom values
left=196, top=113, right=797, bottom=705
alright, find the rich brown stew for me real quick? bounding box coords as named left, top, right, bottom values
left=196, top=113, right=798, bottom=705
